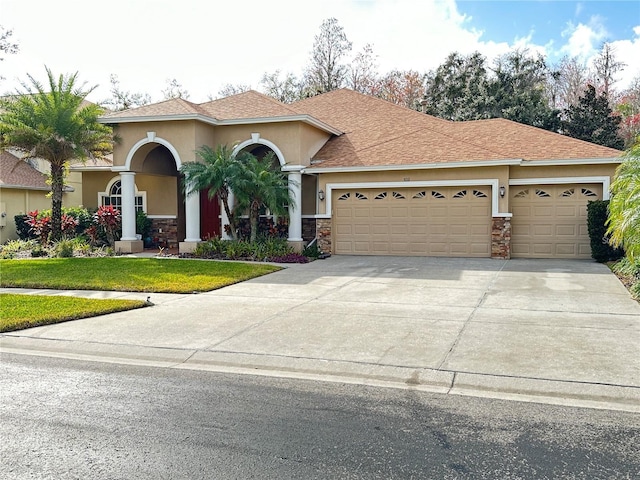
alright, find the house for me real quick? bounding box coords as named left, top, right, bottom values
left=0, top=150, right=81, bottom=243
left=81, top=88, right=621, bottom=259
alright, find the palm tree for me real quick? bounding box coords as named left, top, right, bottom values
left=607, top=137, right=640, bottom=260
left=232, top=153, right=296, bottom=243
left=0, top=67, right=112, bottom=241
left=180, top=144, right=250, bottom=240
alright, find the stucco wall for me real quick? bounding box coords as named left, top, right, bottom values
left=316, top=165, right=511, bottom=215
left=0, top=188, right=57, bottom=243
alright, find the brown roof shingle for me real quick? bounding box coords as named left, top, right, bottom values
left=199, top=90, right=302, bottom=120
left=101, top=97, right=208, bottom=119
left=293, top=89, right=622, bottom=168
left=0, top=150, right=49, bottom=189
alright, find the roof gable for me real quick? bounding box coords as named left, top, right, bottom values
left=199, top=90, right=302, bottom=120
left=101, top=97, right=207, bottom=120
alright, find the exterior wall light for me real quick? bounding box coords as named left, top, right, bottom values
left=499, top=185, right=506, bottom=198
left=318, top=189, right=325, bottom=201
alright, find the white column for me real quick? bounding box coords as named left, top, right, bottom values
left=184, top=190, right=201, bottom=242
left=119, top=172, right=137, bottom=241
left=287, top=168, right=303, bottom=242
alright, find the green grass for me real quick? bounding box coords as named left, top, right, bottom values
left=0, top=257, right=281, bottom=293
left=0, top=294, right=146, bottom=332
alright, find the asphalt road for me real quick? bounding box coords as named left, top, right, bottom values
left=1, top=353, right=639, bottom=479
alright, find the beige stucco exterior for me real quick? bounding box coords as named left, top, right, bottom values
left=0, top=188, right=68, bottom=243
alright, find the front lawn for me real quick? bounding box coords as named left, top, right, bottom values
left=0, top=257, right=281, bottom=293
left=0, top=294, right=146, bottom=332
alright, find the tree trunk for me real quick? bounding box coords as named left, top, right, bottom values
left=50, top=161, right=65, bottom=242
left=219, top=188, right=237, bottom=240
left=250, top=204, right=259, bottom=243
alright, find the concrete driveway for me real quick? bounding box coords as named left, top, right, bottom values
left=2, top=256, right=639, bottom=411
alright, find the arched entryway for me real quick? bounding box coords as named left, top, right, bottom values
left=231, top=134, right=304, bottom=248
left=114, top=133, right=200, bottom=253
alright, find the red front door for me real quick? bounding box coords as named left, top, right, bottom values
left=200, top=189, right=221, bottom=239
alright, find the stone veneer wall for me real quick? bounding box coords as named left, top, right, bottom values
left=302, top=218, right=316, bottom=242
left=491, top=216, right=511, bottom=259
left=150, top=218, right=179, bottom=248
left=316, top=218, right=332, bottom=254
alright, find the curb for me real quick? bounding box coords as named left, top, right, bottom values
left=2, top=335, right=639, bottom=413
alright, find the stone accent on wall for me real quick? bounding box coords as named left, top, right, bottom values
left=150, top=218, right=179, bottom=248
left=302, top=218, right=316, bottom=242
left=316, top=218, right=332, bottom=254
left=491, top=216, right=511, bottom=259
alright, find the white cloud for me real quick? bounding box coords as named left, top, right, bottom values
left=1, top=0, right=637, bottom=103
left=560, top=16, right=608, bottom=60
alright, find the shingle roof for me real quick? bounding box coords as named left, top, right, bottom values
left=449, top=118, right=622, bottom=161
left=199, top=90, right=302, bottom=120
left=0, top=150, right=49, bottom=189
left=101, top=88, right=622, bottom=168
left=101, top=97, right=208, bottom=119
left=293, top=89, right=622, bottom=168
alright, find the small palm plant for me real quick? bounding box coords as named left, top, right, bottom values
left=607, top=137, right=640, bottom=260
left=232, top=153, right=296, bottom=243
left=180, top=145, right=252, bottom=240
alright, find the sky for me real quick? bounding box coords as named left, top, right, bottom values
left=1, top=0, right=639, bottom=105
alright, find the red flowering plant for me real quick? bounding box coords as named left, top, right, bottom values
left=26, top=210, right=51, bottom=245
left=93, top=205, right=121, bottom=247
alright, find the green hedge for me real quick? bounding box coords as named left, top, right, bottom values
left=587, top=200, right=623, bottom=262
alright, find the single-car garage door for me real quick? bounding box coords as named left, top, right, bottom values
left=511, top=184, right=602, bottom=258
left=333, top=186, right=491, bottom=257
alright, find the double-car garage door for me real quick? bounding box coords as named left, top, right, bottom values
left=333, top=186, right=492, bottom=257
left=332, top=183, right=601, bottom=258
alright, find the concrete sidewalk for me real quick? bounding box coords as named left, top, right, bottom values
left=2, top=256, right=639, bottom=412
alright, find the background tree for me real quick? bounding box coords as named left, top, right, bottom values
left=0, top=26, right=19, bottom=81
left=215, top=83, right=251, bottom=99
left=592, top=43, right=626, bottom=102
left=615, top=76, right=640, bottom=148
left=102, top=74, right=151, bottom=111
left=376, top=69, right=425, bottom=109
left=562, top=84, right=623, bottom=149
left=488, top=49, right=560, bottom=131
left=304, top=17, right=352, bottom=94
left=162, top=78, right=190, bottom=100
left=0, top=68, right=113, bottom=241
left=548, top=55, right=590, bottom=110
left=348, top=44, right=379, bottom=95
left=259, top=71, right=305, bottom=103
left=423, top=51, right=491, bottom=120
left=607, top=136, right=640, bottom=259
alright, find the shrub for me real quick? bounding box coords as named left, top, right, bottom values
left=193, top=237, right=226, bottom=258
left=302, top=242, right=322, bottom=259
left=136, top=210, right=152, bottom=238
left=53, top=239, right=75, bottom=258
left=14, top=214, right=36, bottom=240
left=94, top=205, right=121, bottom=246
left=0, top=239, right=39, bottom=259
left=268, top=253, right=309, bottom=263
left=231, top=217, right=289, bottom=241
left=587, top=200, right=624, bottom=262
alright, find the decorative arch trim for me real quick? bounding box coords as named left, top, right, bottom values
left=232, top=133, right=286, bottom=167
left=114, top=132, right=182, bottom=172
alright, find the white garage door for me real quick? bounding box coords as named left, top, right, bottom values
left=511, top=184, right=602, bottom=258
left=333, top=186, right=492, bottom=257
